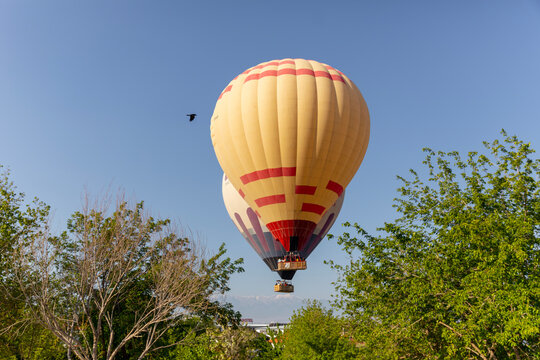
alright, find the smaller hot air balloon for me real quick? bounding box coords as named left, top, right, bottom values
left=222, top=174, right=344, bottom=292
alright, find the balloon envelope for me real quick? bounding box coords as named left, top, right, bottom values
left=211, top=59, right=369, bottom=253
left=222, top=174, right=344, bottom=279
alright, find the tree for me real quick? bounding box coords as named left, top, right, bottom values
left=0, top=165, right=65, bottom=359
left=255, top=327, right=283, bottom=360
left=280, top=300, right=359, bottom=360
left=13, top=195, right=243, bottom=360
left=206, top=326, right=259, bottom=360
left=329, top=131, right=540, bottom=359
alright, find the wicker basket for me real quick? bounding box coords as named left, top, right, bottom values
left=277, top=260, right=307, bottom=271
left=274, top=283, right=294, bottom=293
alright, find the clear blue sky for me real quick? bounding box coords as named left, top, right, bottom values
left=1, top=0, right=539, bottom=322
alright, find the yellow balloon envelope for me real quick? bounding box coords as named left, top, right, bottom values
left=211, top=59, right=369, bottom=252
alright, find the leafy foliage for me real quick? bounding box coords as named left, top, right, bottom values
left=280, top=300, right=359, bottom=360
left=153, top=323, right=277, bottom=360
left=261, top=326, right=284, bottom=359
left=194, top=243, right=245, bottom=327
left=13, top=197, right=245, bottom=360
left=207, top=326, right=259, bottom=360
left=0, top=165, right=65, bottom=358
left=329, top=132, right=540, bottom=359
left=0, top=168, right=261, bottom=360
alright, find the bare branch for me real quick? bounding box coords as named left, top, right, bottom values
left=12, top=193, right=214, bottom=360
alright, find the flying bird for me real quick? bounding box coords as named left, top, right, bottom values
left=187, top=114, right=197, bottom=122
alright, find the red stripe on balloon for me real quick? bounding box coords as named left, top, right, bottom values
left=243, top=61, right=279, bottom=75
left=255, top=194, right=286, bottom=207
left=218, top=85, right=232, bottom=100
left=244, top=70, right=273, bottom=82
left=301, top=203, right=326, bottom=215
left=242, top=60, right=297, bottom=76
left=324, top=65, right=346, bottom=81
left=240, top=167, right=296, bottom=185
left=295, top=185, right=317, bottom=195
left=239, top=60, right=344, bottom=79
left=243, top=68, right=346, bottom=84
left=238, top=189, right=245, bottom=198
left=277, top=68, right=297, bottom=76
left=326, top=180, right=344, bottom=196
left=279, top=59, right=296, bottom=65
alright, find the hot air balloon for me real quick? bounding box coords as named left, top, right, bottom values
left=222, top=174, right=344, bottom=287
left=211, top=59, right=369, bottom=291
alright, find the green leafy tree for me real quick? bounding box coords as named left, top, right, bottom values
left=329, top=132, right=540, bottom=359
left=158, top=329, right=215, bottom=360
left=154, top=324, right=278, bottom=360
left=0, top=166, right=65, bottom=359
left=92, top=243, right=244, bottom=360
left=13, top=196, right=244, bottom=360
left=207, top=326, right=258, bottom=360
left=280, top=300, right=359, bottom=360
left=257, top=327, right=283, bottom=360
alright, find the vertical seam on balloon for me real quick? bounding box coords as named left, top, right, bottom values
left=248, top=61, right=266, bottom=216
left=335, top=78, right=362, bottom=188
left=260, top=61, right=281, bottom=225
left=312, top=61, right=337, bottom=211
left=349, top=84, right=370, bottom=186
left=322, top=64, right=349, bottom=200
left=276, top=60, right=288, bottom=229
left=346, top=80, right=368, bottom=187
left=257, top=64, right=279, bottom=223
left=294, top=59, right=307, bottom=218
left=335, top=64, right=363, bottom=201
left=292, top=58, right=301, bottom=219
left=310, top=59, right=319, bottom=204
left=237, top=68, right=262, bottom=211
left=225, top=74, right=254, bottom=205
left=336, top=74, right=355, bottom=189
left=221, top=78, right=239, bottom=196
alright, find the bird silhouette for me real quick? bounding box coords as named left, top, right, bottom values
left=187, top=114, right=197, bottom=121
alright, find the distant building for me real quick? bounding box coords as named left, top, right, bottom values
left=245, top=322, right=288, bottom=335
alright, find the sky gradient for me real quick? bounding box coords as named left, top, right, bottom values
left=1, top=0, right=539, bottom=322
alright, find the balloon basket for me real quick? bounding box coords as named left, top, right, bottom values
left=277, top=260, right=307, bottom=271
left=274, top=281, right=294, bottom=293
left=277, top=252, right=307, bottom=271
